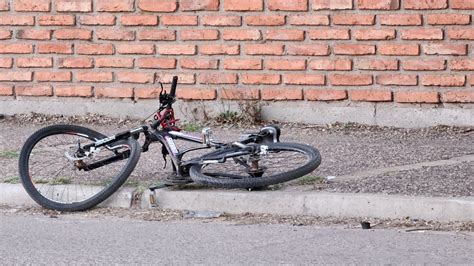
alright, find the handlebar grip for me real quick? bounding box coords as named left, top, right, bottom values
left=170, top=76, right=178, bottom=97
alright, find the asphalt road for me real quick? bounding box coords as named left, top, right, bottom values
left=1, top=213, right=473, bottom=264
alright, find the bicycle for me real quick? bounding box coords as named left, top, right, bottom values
left=18, top=76, right=322, bottom=212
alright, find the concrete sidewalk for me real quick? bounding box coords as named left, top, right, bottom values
left=1, top=183, right=473, bottom=222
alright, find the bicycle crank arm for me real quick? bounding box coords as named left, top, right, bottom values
left=81, top=151, right=130, bottom=171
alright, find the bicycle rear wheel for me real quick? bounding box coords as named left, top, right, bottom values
left=189, top=142, right=321, bottom=189
left=19, top=124, right=140, bottom=211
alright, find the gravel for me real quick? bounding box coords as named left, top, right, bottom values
left=1, top=113, right=473, bottom=197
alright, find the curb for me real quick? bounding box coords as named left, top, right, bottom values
left=1, top=183, right=473, bottom=222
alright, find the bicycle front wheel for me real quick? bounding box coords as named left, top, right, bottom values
left=189, top=142, right=321, bottom=189
left=19, top=124, right=141, bottom=212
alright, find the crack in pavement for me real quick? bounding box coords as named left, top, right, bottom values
left=333, top=154, right=474, bottom=182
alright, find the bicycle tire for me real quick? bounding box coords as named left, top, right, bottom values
left=189, top=142, right=321, bottom=189
left=19, top=124, right=141, bottom=212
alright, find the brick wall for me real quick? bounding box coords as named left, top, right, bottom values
left=0, top=0, right=473, bottom=109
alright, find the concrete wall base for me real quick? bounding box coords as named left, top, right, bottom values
left=1, top=97, right=472, bottom=128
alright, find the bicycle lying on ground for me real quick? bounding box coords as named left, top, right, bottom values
left=19, top=76, right=321, bottom=212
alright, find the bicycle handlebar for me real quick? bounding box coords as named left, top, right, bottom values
left=170, top=76, right=178, bottom=97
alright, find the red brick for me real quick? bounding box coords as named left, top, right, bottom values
left=404, top=0, right=447, bottom=9
left=379, top=44, right=419, bottom=55
left=56, top=0, right=91, bottom=12
left=422, top=75, right=466, bottom=86
left=158, top=45, right=196, bottom=55
left=55, top=86, right=92, bottom=97
left=158, top=73, right=195, bottom=84
left=200, top=44, right=239, bottom=55
left=96, top=58, right=134, bottom=68
left=16, top=85, right=52, bottom=96
left=354, top=29, right=395, bottom=40
left=221, top=88, right=259, bottom=100
left=245, top=44, right=284, bottom=55
left=376, top=74, right=417, bottom=86
left=37, top=43, right=73, bottom=54
left=261, top=88, right=303, bottom=101
left=312, top=0, right=352, bottom=10
left=117, top=72, right=154, bottom=84
left=224, top=59, right=262, bottom=70
left=427, top=14, right=471, bottom=25
left=138, top=58, right=177, bottom=69
left=121, top=15, right=158, bottom=26
left=357, top=0, right=399, bottom=9
left=96, top=0, right=133, bottom=12
left=0, top=85, right=13, bottom=96
left=287, top=44, right=329, bottom=56
left=95, top=87, right=133, bottom=98
left=180, top=58, right=218, bottom=69
left=395, top=91, right=439, bottom=103
left=357, top=60, right=398, bottom=71
left=451, top=0, right=474, bottom=9
left=76, top=71, right=113, bottom=82
left=35, top=71, right=72, bottom=82
left=288, top=15, right=329, bottom=25
left=0, top=0, right=9, bottom=10
left=0, top=44, right=33, bottom=54
left=330, top=74, right=373, bottom=86
left=80, top=15, right=116, bottom=25
left=54, top=29, right=92, bottom=40
left=176, top=89, right=217, bottom=100
left=0, top=15, right=34, bottom=25
left=223, top=29, right=261, bottom=41
left=349, top=90, right=392, bottom=102
left=448, top=29, right=474, bottom=40
left=245, top=15, right=285, bottom=26
left=266, top=59, right=306, bottom=70
left=0, top=71, right=32, bottom=81
left=265, top=29, right=304, bottom=41
left=423, top=44, right=467, bottom=55
left=379, top=14, right=422, bottom=26
left=241, top=74, right=281, bottom=85
left=403, top=59, right=446, bottom=71
left=334, top=44, right=375, bottom=55
left=17, top=58, right=53, bottom=68
left=14, top=0, right=50, bottom=11
left=96, top=29, right=134, bottom=41
left=76, top=44, right=114, bottom=55
left=441, top=91, right=474, bottom=103
left=283, top=74, right=325, bottom=85
left=309, top=29, right=349, bottom=40
left=310, top=59, right=352, bottom=71
left=134, top=88, right=160, bottom=99
left=117, top=44, right=154, bottom=54
left=38, top=15, right=75, bottom=26
left=224, top=0, right=263, bottom=11
left=17, top=29, right=52, bottom=40
left=161, top=15, right=197, bottom=26
left=180, top=29, right=219, bottom=41
left=268, top=0, right=307, bottom=11
left=58, top=58, right=93, bottom=68
left=0, top=58, right=13, bottom=68
left=202, top=15, right=241, bottom=26
left=0, top=30, right=11, bottom=40
left=180, top=0, right=219, bottom=11
left=401, top=29, right=443, bottom=40
left=450, top=59, right=474, bottom=71
left=306, top=89, right=347, bottom=101
left=198, top=73, right=238, bottom=84
left=333, top=14, right=375, bottom=25
left=137, top=0, right=177, bottom=12
left=138, top=30, right=176, bottom=41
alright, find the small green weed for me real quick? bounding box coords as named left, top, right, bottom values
left=295, top=175, right=324, bottom=185
left=3, top=176, right=20, bottom=184
left=181, top=122, right=202, bottom=132
left=0, top=150, right=19, bottom=159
